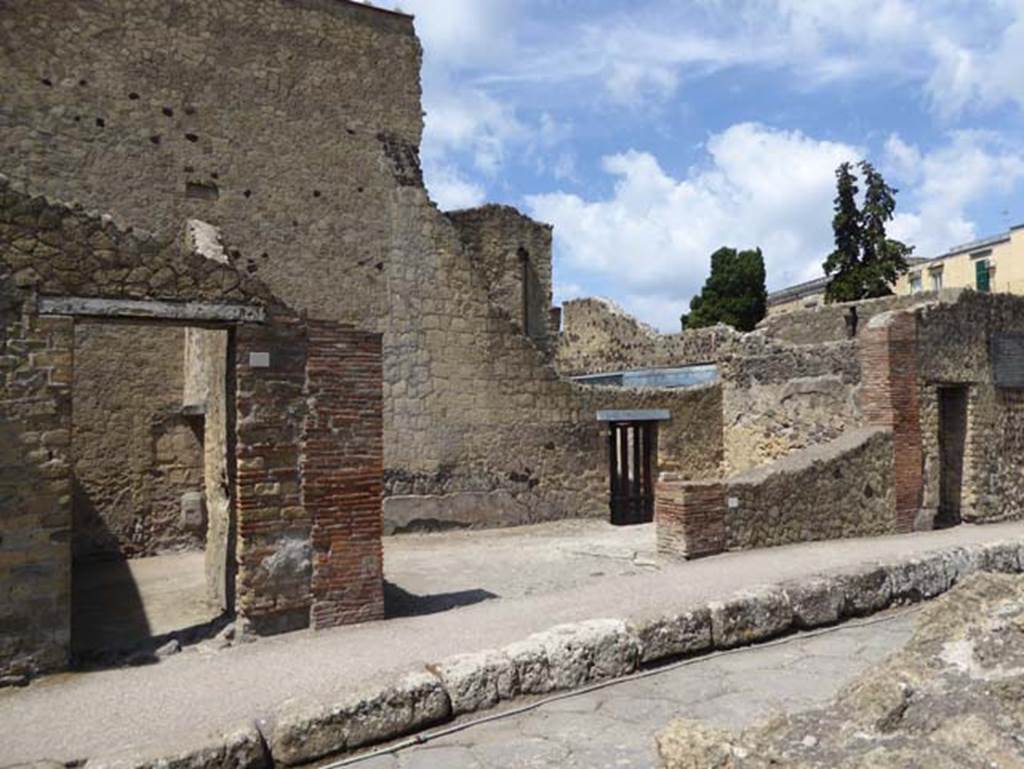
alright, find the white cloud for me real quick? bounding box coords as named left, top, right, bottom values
left=527, top=124, right=860, bottom=330
left=885, top=131, right=1024, bottom=257
left=424, top=162, right=486, bottom=210
left=925, top=6, right=1024, bottom=116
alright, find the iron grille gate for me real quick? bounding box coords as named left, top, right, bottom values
left=608, top=421, right=656, bottom=525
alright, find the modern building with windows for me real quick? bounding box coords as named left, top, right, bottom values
left=896, top=224, right=1024, bottom=297
left=767, top=223, right=1023, bottom=315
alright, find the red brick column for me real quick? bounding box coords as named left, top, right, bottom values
left=656, top=477, right=725, bottom=560
left=304, top=321, right=384, bottom=629
left=234, top=315, right=311, bottom=634
left=860, top=312, right=922, bottom=533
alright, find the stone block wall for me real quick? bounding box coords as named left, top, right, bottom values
left=719, top=337, right=864, bottom=474
left=448, top=205, right=554, bottom=351
left=722, top=427, right=895, bottom=550
left=0, top=303, right=74, bottom=684
left=1, top=182, right=387, bottom=680
left=914, top=292, right=1024, bottom=524
left=756, top=290, right=959, bottom=346
left=554, top=297, right=736, bottom=377
left=71, top=322, right=205, bottom=561
left=656, top=427, right=896, bottom=559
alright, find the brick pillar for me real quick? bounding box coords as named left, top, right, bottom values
left=656, top=477, right=725, bottom=560
left=860, top=312, right=922, bottom=533
left=304, top=321, right=384, bottom=629
left=234, top=315, right=312, bottom=635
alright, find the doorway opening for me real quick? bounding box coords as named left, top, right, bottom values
left=608, top=421, right=657, bottom=526
left=936, top=385, right=968, bottom=529
left=70, top=321, right=234, bottom=661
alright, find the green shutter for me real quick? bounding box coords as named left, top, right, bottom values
left=976, top=260, right=990, bottom=292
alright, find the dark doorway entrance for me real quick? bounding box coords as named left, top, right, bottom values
left=608, top=421, right=657, bottom=525
left=937, top=386, right=968, bottom=528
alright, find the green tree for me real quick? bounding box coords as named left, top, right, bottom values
left=824, top=161, right=912, bottom=303
left=687, top=246, right=767, bottom=332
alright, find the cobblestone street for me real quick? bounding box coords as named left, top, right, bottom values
left=346, top=610, right=916, bottom=769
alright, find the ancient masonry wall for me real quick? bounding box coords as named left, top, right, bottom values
left=448, top=206, right=554, bottom=351
left=0, top=181, right=385, bottom=681
left=756, top=289, right=961, bottom=346
left=554, top=297, right=735, bottom=377
left=719, top=337, right=863, bottom=474
left=657, top=428, right=895, bottom=558
left=183, top=327, right=233, bottom=610
left=72, top=322, right=205, bottom=561
left=554, top=296, right=865, bottom=476
left=914, top=293, right=1024, bottom=524
left=1, top=0, right=717, bottom=530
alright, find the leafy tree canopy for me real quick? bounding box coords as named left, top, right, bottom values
left=824, top=161, right=913, bottom=303
left=687, top=246, right=767, bottom=332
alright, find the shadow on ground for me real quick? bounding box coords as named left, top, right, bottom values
left=384, top=581, right=499, bottom=619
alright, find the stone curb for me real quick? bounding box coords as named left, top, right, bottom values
left=74, top=538, right=1024, bottom=769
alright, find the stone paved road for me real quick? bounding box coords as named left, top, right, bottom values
left=345, top=610, right=917, bottom=769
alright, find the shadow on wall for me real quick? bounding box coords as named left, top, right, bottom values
left=70, top=484, right=150, bottom=661
left=383, top=581, right=498, bottom=619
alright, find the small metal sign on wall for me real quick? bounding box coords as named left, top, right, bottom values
left=992, top=334, right=1024, bottom=388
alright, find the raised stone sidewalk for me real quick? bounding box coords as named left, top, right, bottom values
left=3, top=521, right=1023, bottom=768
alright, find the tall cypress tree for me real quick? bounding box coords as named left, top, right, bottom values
left=823, top=161, right=911, bottom=303
left=859, top=161, right=912, bottom=296
left=823, top=162, right=863, bottom=303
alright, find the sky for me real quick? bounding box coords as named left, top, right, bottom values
left=370, top=0, right=1024, bottom=331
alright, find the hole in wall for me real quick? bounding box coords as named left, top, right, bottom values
left=185, top=133, right=198, bottom=143
left=73, top=116, right=81, bottom=122
left=243, top=190, right=251, bottom=198
left=78, top=79, right=88, bottom=87
left=357, top=186, right=364, bottom=193
left=162, top=106, right=174, bottom=117
left=312, top=190, right=321, bottom=198
left=128, top=92, right=140, bottom=100
left=149, top=135, right=161, bottom=145
left=185, top=180, right=220, bottom=200
left=95, top=117, right=105, bottom=128
left=41, top=78, right=52, bottom=86
left=210, top=172, right=219, bottom=180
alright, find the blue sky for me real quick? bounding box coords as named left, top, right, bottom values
left=377, top=0, right=1024, bottom=330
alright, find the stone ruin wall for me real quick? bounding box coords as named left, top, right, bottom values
left=913, top=293, right=1024, bottom=524
left=721, top=426, right=895, bottom=550
left=756, top=289, right=961, bottom=346
left=1, top=0, right=732, bottom=535
left=1, top=179, right=388, bottom=679
left=71, top=322, right=205, bottom=562
left=718, top=335, right=864, bottom=474
left=554, top=295, right=866, bottom=475
left=448, top=205, right=554, bottom=352
left=555, top=297, right=735, bottom=376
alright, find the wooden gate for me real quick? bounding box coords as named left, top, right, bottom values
left=608, top=421, right=657, bottom=525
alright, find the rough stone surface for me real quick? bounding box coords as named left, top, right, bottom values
left=269, top=672, right=451, bottom=767
left=836, top=564, right=893, bottom=617
left=723, top=427, right=895, bottom=552
left=656, top=572, right=1024, bottom=768
left=430, top=649, right=517, bottom=715
left=82, top=723, right=269, bottom=769
left=504, top=619, right=641, bottom=695
left=782, top=577, right=844, bottom=630
left=709, top=588, right=793, bottom=649
left=635, top=607, right=713, bottom=664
